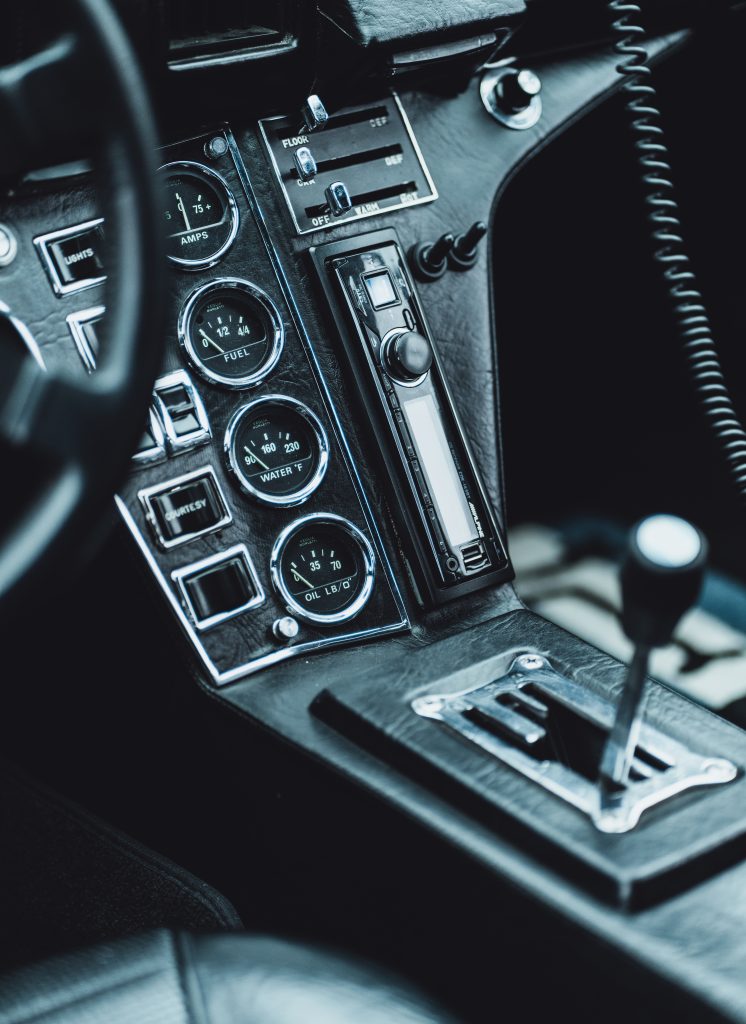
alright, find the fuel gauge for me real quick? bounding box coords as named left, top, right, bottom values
left=178, top=278, right=284, bottom=388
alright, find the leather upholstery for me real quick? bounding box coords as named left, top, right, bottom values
left=0, top=931, right=456, bottom=1024
left=317, top=0, right=526, bottom=47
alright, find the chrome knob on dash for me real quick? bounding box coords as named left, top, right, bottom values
left=293, top=146, right=317, bottom=182
left=301, top=94, right=329, bottom=133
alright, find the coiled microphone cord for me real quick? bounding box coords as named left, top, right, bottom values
left=609, top=0, right=746, bottom=500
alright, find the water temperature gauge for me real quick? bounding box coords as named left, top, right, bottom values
left=178, top=278, right=284, bottom=389
left=271, top=514, right=376, bottom=626
left=225, top=395, right=329, bottom=506
left=160, top=160, right=239, bottom=268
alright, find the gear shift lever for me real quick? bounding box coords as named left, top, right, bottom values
left=598, top=514, right=707, bottom=791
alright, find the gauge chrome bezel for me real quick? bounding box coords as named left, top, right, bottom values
left=271, top=513, right=376, bottom=626
left=159, top=160, right=239, bottom=270
left=225, top=395, right=330, bottom=507
left=178, top=277, right=285, bottom=389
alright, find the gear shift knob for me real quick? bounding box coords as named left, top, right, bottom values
left=599, top=515, right=707, bottom=792
left=621, top=514, right=708, bottom=648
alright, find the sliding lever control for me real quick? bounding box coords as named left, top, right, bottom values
left=599, top=515, right=707, bottom=790
left=301, top=94, right=328, bottom=133
left=294, top=146, right=317, bottom=182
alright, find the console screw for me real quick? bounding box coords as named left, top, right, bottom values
left=516, top=654, right=545, bottom=671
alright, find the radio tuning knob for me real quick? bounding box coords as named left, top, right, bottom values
left=385, top=331, right=433, bottom=383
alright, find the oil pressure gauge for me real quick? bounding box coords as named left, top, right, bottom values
left=271, top=514, right=376, bottom=625
left=178, top=278, right=284, bottom=388
left=160, top=161, right=239, bottom=268
left=225, top=395, right=329, bottom=506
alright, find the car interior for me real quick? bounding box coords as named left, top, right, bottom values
left=2, top=0, right=746, bottom=1020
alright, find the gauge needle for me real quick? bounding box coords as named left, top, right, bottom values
left=291, top=568, right=316, bottom=590
left=199, top=328, right=224, bottom=354
left=175, top=192, right=191, bottom=231
left=244, top=445, right=270, bottom=471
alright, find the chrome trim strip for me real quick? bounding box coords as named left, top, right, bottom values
left=224, top=394, right=329, bottom=507
left=178, top=277, right=284, bottom=389
left=138, top=465, right=232, bottom=550
left=33, top=217, right=106, bottom=296
left=257, top=93, right=438, bottom=236
left=132, top=407, right=168, bottom=467
left=270, top=513, right=376, bottom=625
left=66, top=304, right=105, bottom=373
left=225, top=129, right=409, bottom=631
left=153, top=368, right=212, bottom=454
left=115, top=496, right=407, bottom=687
left=158, top=160, right=240, bottom=269
left=172, top=543, right=265, bottom=631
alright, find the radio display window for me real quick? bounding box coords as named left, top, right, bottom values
left=363, top=270, right=399, bottom=310
left=402, top=392, right=478, bottom=549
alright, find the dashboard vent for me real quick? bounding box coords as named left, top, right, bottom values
left=166, top=0, right=295, bottom=65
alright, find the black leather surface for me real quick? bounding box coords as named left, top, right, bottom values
left=317, top=0, right=526, bottom=48
left=0, top=931, right=457, bottom=1024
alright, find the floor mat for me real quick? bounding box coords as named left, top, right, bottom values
left=510, top=521, right=746, bottom=711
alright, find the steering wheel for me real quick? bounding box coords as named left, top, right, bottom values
left=0, top=0, right=163, bottom=617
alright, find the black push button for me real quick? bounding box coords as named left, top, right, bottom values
left=47, top=224, right=105, bottom=288
left=184, top=556, right=256, bottom=624
left=159, top=384, right=202, bottom=437
left=153, top=370, right=211, bottom=454
left=143, top=470, right=230, bottom=548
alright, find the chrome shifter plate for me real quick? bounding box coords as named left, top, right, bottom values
left=412, top=656, right=737, bottom=833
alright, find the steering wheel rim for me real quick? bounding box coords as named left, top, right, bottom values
left=0, top=0, right=164, bottom=616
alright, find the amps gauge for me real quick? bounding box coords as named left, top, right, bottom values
left=311, top=228, right=513, bottom=606
left=159, top=161, right=239, bottom=268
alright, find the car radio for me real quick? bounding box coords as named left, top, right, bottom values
left=312, top=228, right=513, bottom=606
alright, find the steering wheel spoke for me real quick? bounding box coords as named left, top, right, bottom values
left=0, top=34, right=101, bottom=178
left=0, top=349, right=97, bottom=468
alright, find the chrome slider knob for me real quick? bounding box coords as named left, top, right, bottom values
left=599, top=515, right=707, bottom=791
left=497, top=68, right=542, bottom=114
left=621, top=514, right=707, bottom=649
left=301, top=94, right=328, bottom=133
left=325, top=181, right=352, bottom=216
left=294, top=146, right=317, bottom=181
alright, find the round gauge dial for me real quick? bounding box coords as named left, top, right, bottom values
left=225, top=396, right=329, bottom=506
left=159, top=161, right=238, bottom=268
left=271, top=514, right=376, bottom=625
left=178, top=278, right=284, bottom=389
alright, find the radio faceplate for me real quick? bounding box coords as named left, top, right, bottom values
left=311, top=228, right=513, bottom=606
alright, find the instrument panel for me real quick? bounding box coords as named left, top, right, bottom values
left=114, top=129, right=408, bottom=684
